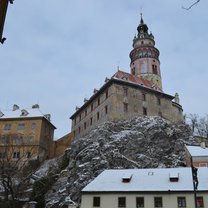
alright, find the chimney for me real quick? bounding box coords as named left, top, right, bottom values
left=32, top=104, right=39, bottom=109
left=75, top=106, right=80, bottom=111
left=13, top=104, right=19, bottom=111
left=105, top=77, right=110, bottom=83
left=84, top=98, right=89, bottom=103
left=200, top=142, right=206, bottom=149
left=0, top=111, right=4, bottom=117
left=44, top=114, right=51, bottom=121
left=93, top=88, right=98, bottom=94
left=20, top=109, right=29, bottom=116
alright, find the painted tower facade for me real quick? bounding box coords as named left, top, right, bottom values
left=130, top=15, right=162, bottom=90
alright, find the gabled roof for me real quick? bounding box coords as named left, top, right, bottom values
left=82, top=167, right=208, bottom=192
left=185, top=145, right=208, bottom=157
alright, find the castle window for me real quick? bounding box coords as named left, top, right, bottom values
left=91, top=103, right=93, bottom=112
left=97, top=97, right=100, bottom=106
left=78, top=126, right=81, bottom=133
left=154, top=197, right=163, bottom=208
left=3, top=124, right=11, bottom=131
left=26, top=152, right=32, bottom=158
left=90, top=117, right=93, bottom=125
left=123, top=88, right=128, bottom=96
left=85, top=109, right=87, bottom=117
left=123, top=103, right=128, bottom=113
left=16, top=135, right=23, bottom=145
left=79, top=114, right=81, bottom=121
left=142, top=93, right=146, bottom=101
left=105, top=89, right=108, bottom=99
left=132, top=67, right=135, bottom=75
left=84, top=122, right=86, bottom=130
left=177, top=197, right=186, bottom=208
left=136, top=197, right=144, bottom=208
left=13, top=152, right=20, bottom=159
left=28, top=136, right=34, bottom=144
left=31, top=122, right=36, bottom=129
left=105, top=105, right=108, bottom=114
left=118, top=197, right=126, bottom=208
left=196, top=197, right=204, bottom=208
left=152, top=64, right=158, bottom=75
left=97, top=112, right=100, bottom=121
left=143, top=107, right=147, bottom=115
left=17, top=123, right=25, bottom=130
left=157, top=97, right=161, bottom=105
left=93, top=197, right=100, bottom=207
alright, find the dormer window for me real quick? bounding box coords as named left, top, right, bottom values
left=20, top=109, right=29, bottom=116
left=122, top=173, right=132, bottom=183
left=169, top=173, right=179, bottom=182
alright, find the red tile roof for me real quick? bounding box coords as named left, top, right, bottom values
left=112, top=70, right=163, bottom=92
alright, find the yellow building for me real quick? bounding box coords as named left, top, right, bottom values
left=0, top=104, right=56, bottom=162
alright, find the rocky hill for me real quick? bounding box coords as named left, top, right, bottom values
left=36, top=116, right=196, bottom=208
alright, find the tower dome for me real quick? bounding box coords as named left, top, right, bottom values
left=129, top=15, right=162, bottom=90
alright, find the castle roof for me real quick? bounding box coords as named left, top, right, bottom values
left=185, top=144, right=208, bottom=157
left=112, top=70, right=163, bottom=92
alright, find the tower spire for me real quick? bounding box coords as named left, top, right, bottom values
left=140, top=12, right=144, bottom=24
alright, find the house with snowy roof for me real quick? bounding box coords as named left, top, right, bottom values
left=0, top=104, right=56, bottom=162
left=185, top=143, right=208, bottom=167
left=81, top=167, right=208, bottom=208
left=70, top=15, right=183, bottom=138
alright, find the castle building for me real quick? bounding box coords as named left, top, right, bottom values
left=70, top=16, right=183, bottom=138
left=0, top=104, right=56, bottom=162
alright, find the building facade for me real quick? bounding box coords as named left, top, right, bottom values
left=81, top=168, right=208, bottom=208
left=70, top=16, right=183, bottom=138
left=185, top=144, right=208, bottom=167
left=0, top=104, right=56, bottom=162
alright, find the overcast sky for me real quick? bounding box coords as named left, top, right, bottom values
left=0, top=0, right=207, bottom=138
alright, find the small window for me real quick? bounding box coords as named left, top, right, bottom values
left=132, top=67, right=135, bottom=75
left=136, top=197, right=144, bottom=208
left=3, top=124, right=11, bottom=130
left=78, top=126, right=81, bottom=133
left=97, top=112, right=100, bottom=121
left=142, top=93, right=146, bottom=101
left=118, top=197, right=126, bottom=207
left=143, top=107, right=147, bottom=116
left=93, top=197, right=100, bottom=207
left=196, top=197, right=204, bottom=208
left=90, top=117, right=93, bottom=126
left=105, top=89, right=108, bottom=99
left=152, top=65, right=158, bottom=75
left=157, top=97, right=161, bottom=105
left=85, top=110, right=87, bottom=117
left=97, top=98, right=100, bottom=106
left=154, top=197, right=162, bottom=208
left=26, top=152, right=32, bottom=158
left=177, top=197, right=186, bottom=208
left=91, top=103, right=93, bottom=112
left=105, top=105, right=108, bottom=115
left=79, top=114, right=81, bottom=121
left=123, top=103, right=128, bottom=113
left=13, top=152, right=20, bottom=159
left=16, top=135, right=23, bottom=145
left=84, top=122, right=87, bottom=130
left=31, top=122, right=36, bottom=129
left=17, top=123, right=25, bottom=130
left=123, top=88, right=128, bottom=96
left=28, top=136, right=34, bottom=144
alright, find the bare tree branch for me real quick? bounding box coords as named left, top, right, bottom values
left=182, top=0, right=201, bottom=10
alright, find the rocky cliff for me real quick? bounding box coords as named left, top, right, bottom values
left=40, top=116, right=195, bottom=207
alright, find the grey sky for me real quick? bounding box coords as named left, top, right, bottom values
left=0, top=0, right=207, bottom=138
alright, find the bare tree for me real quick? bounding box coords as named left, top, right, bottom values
left=196, top=115, right=208, bottom=139
left=0, top=134, right=38, bottom=208
left=182, top=0, right=201, bottom=10
left=186, top=113, right=199, bottom=135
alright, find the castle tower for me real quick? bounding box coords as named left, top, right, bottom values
left=129, top=15, right=162, bottom=90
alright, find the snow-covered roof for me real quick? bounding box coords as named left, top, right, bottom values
left=0, top=106, right=56, bottom=128
left=186, top=145, right=208, bottom=157
left=82, top=167, right=208, bottom=192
